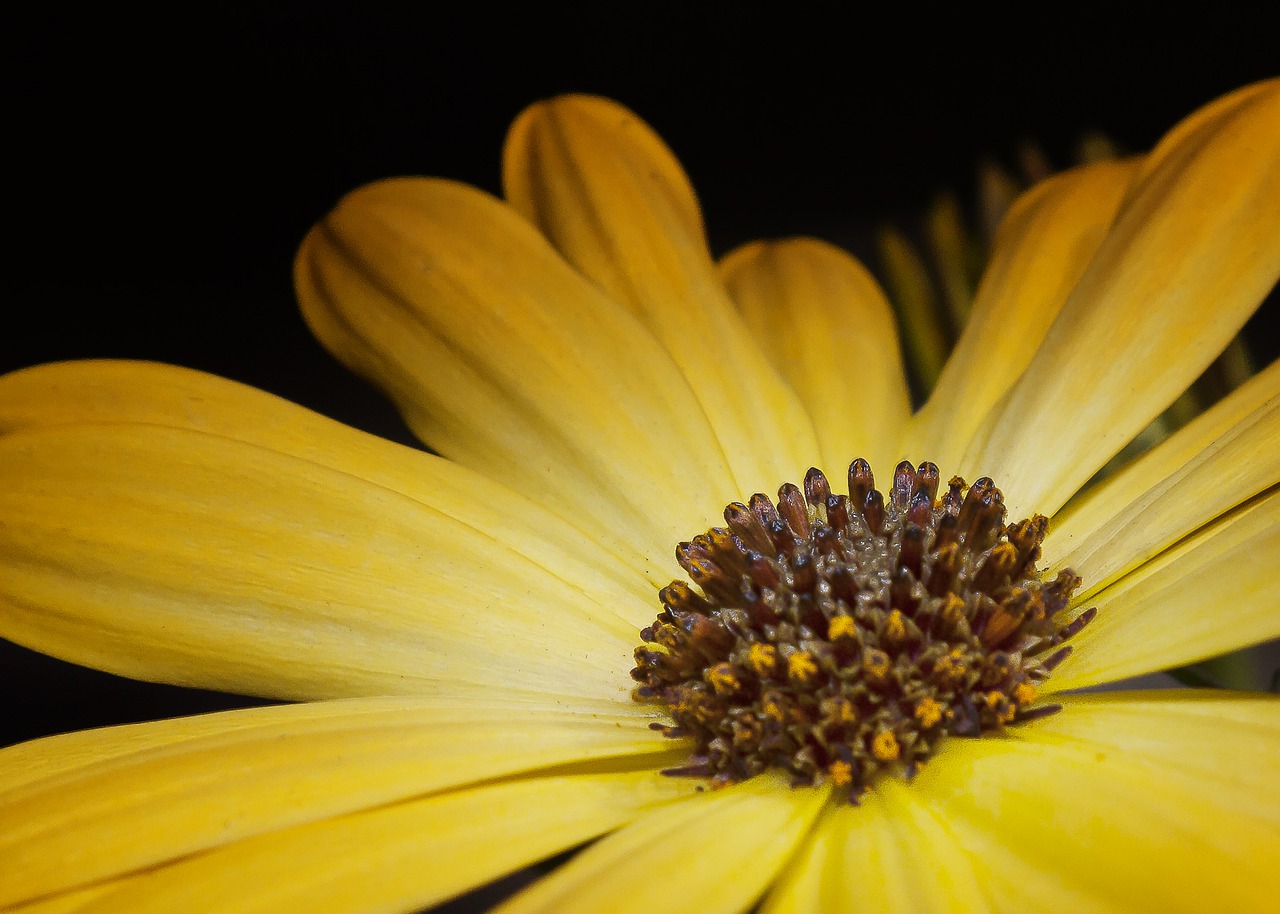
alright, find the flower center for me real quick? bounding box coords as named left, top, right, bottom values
left=631, top=459, right=1094, bottom=801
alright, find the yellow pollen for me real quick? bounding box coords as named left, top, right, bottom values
left=828, top=615, right=858, bottom=640
left=871, top=729, right=901, bottom=762
left=1014, top=682, right=1037, bottom=706
left=884, top=609, right=907, bottom=643
left=828, top=760, right=854, bottom=787
left=914, top=697, right=944, bottom=728
left=787, top=651, right=819, bottom=682
left=762, top=693, right=786, bottom=721
left=706, top=662, right=740, bottom=695
left=746, top=642, right=778, bottom=676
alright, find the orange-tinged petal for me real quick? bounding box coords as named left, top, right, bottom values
left=296, top=177, right=738, bottom=567
left=719, top=238, right=911, bottom=474
left=1046, top=489, right=1279, bottom=692
left=961, top=78, right=1280, bottom=518
left=905, top=159, right=1137, bottom=469
left=1044, top=357, right=1280, bottom=599
left=503, top=94, right=823, bottom=494
left=0, top=423, right=636, bottom=701
left=494, top=773, right=829, bottom=914
left=0, top=698, right=678, bottom=909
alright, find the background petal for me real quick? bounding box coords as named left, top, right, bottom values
left=503, top=94, right=823, bottom=494
left=719, top=238, right=911, bottom=475
left=959, top=78, right=1280, bottom=517
left=904, top=159, right=1137, bottom=470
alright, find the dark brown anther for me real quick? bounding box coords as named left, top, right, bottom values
left=777, top=483, right=811, bottom=540
left=725, top=501, right=775, bottom=555
left=899, top=525, right=926, bottom=578
left=862, top=488, right=886, bottom=534
left=907, top=490, right=935, bottom=527
left=891, top=460, right=916, bottom=510
left=634, top=458, right=1090, bottom=800
left=826, top=494, right=850, bottom=531
left=848, top=458, right=875, bottom=513
left=912, top=462, right=940, bottom=505
left=804, top=468, right=833, bottom=516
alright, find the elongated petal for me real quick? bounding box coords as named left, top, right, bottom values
left=1044, top=358, right=1280, bottom=598
left=503, top=95, right=823, bottom=493
left=495, top=773, right=829, bottom=914
left=919, top=692, right=1280, bottom=913
left=962, top=79, right=1280, bottom=517
left=719, top=238, right=911, bottom=475
left=0, top=698, right=678, bottom=909
left=1046, top=490, right=1280, bottom=691
left=296, top=177, right=737, bottom=566
left=0, top=423, right=636, bottom=701
left=905, top=159, right=1137, bottom=469
left=0, top=359, right=661, bottom=615
left=761, top=782, right=989, bottom=914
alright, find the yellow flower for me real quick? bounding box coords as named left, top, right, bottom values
left=1, top=81, right=1278, bottom=913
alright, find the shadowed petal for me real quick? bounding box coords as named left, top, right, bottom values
left=719, top=238, right=911, bottom=475
left=503, top=94, right=823, bottom=494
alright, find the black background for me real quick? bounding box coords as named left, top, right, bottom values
left=4, top=8, right=1278, bottom=752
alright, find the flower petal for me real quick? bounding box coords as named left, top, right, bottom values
left=0, top=422, right=636, bottom=701
left=0, top=697, right=678, bottom=909
left=0, top=359, right=661, bottom=616
left=919, top=691, right=1280, bottom=913
left=760, top=783, right=989, bottom=914
left=904, top=159, right=1137, bottom=470
left=1046, top=489, right=1279, bottom=691
left=503, top=94, right=823, bottom=493
left=961, top=78, right=1280, bottom=517
left=494, top=773, right=829, bottom=914
left=1044, top=357, right=1280, bottom=599
left=296, top=177, right=738, bottom=566
left=719, top=238, right=912, bottom=474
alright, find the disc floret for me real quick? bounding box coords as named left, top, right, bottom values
left=631, top=459, right=1094, bottom=800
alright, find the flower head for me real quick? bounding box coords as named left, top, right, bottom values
left=1, top=81, right=1279, bottom=912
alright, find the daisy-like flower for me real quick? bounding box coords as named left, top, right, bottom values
left=1, top=80, right=1278, bottom=913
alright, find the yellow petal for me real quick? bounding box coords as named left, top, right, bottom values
left=503, top=94, right=822, bottom=493
left=0, top=422, right=636, bottom=701
left=1044, top=357, right=1280, bottom=599
left=1046, top=489, right=1279, bottom=691
left=22, top=769, right=697, bottom=914
left=918, top=691, right=1280, bottom=913
left=494, top=773, right=829, bottom=914
left=961, top=79, right=1280, bottom=518
left=719, top=238, right=911, bottom=474
left=905, top=159, right=1138, bottom=469
left=0, top=698, right=677, bottom=909
left=296, top=177, right=738, bottom=566
left=0, top=359, right=661, bottom=616
left=760, top=782, right=988, bottom=914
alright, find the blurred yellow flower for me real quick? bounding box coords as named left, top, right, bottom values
left=1, top=80, right=1278, bottom=912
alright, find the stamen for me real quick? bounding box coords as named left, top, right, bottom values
left=631, top=459, right=1094, bottom=800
